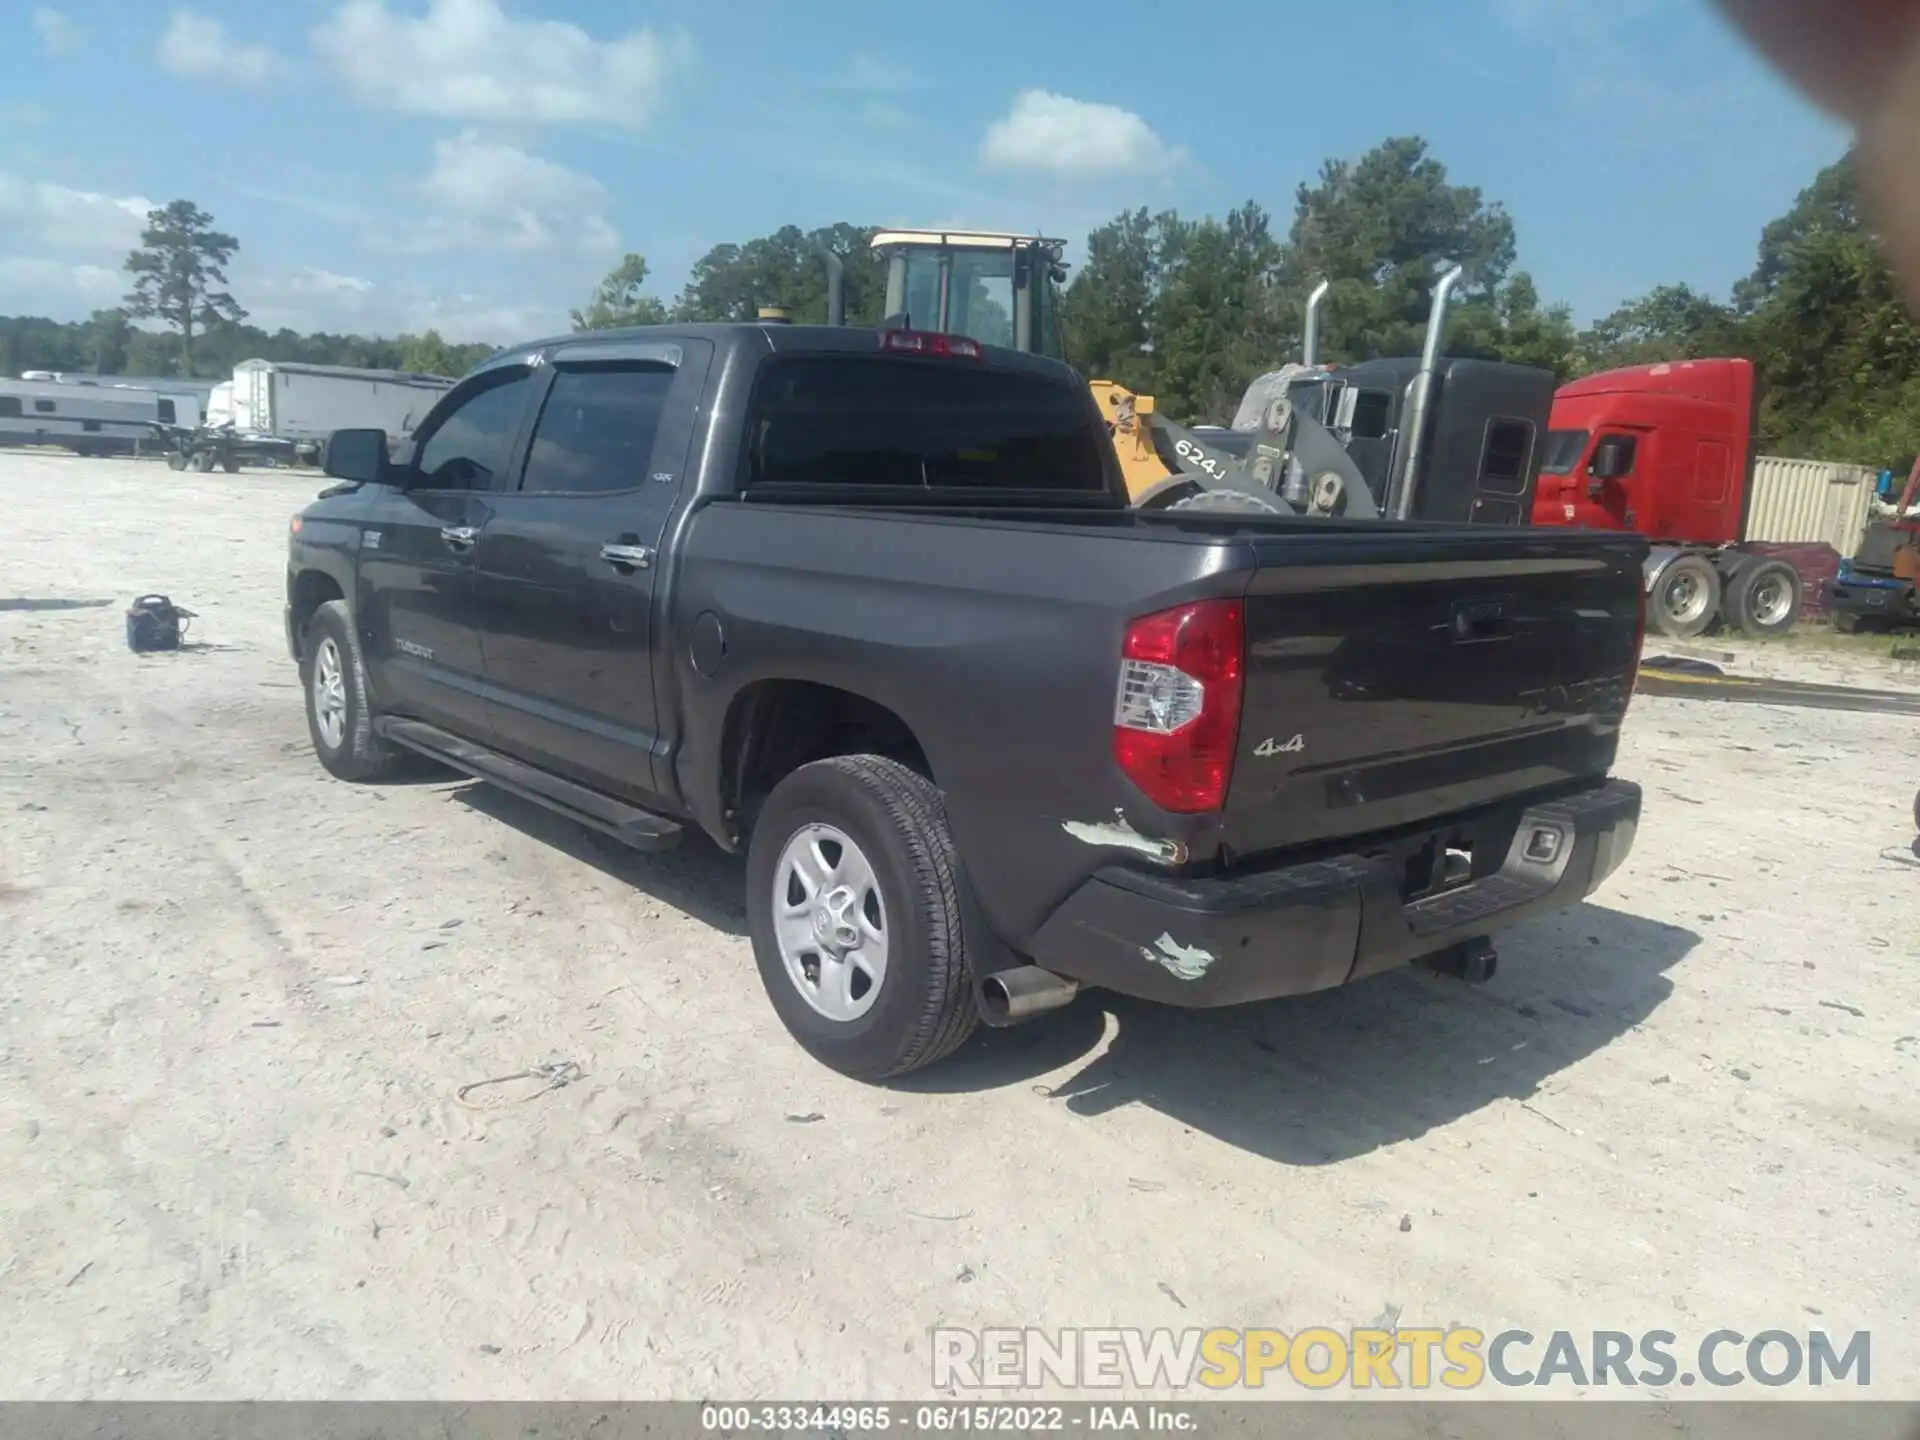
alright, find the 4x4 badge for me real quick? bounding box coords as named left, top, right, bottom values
left=1255, top=735, right=1306, bottom=757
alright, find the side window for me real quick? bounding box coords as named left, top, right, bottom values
left=412, top=370, right=535, bottom=492
left=158, top=398, right=176, bottom=425
left=1479, top=417, right=1536, bottom=494
left=1350, top=390, right=1392, bottom=441
left=519, top=366, right=676, bottom=495
left=82, top=420, right=102, bottom=433
left=34, top=399, right=56, bottom=413
left=0, top=397, right=21, bottom=418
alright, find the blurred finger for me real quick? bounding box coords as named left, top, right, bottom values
left=1716, top=0, right=1920, bottom=304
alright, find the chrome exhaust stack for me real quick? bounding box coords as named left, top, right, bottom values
left=1389, top=263, right=1466, bottom=521
left=978, top=966, right=1080, bottom=1027
left=1302, top=279, right=1331, bottom=368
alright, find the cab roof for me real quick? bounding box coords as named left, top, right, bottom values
left=869, top=229, right=1066, bottom=252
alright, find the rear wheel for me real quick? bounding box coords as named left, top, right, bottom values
left=1726, top=559, right=1802, bottom=637
left=1649, top=554, right=1721, bottom=639
left=745, top=754, right=978, bottom=1081
left=221, top=454, right=241, bottom=474
left=165, top=450, right=187, bottom=471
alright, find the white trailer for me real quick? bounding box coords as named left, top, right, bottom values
left=230, top=361, right=452, bottom=443
left=0, top=377, right=174, bottom=456
left=170, top=361, right=456, bottom=472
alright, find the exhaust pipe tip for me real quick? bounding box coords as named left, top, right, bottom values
left=978, top=966, right=1080, bottom=1027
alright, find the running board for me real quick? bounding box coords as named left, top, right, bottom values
left=376, top=718, right=684, bottom=852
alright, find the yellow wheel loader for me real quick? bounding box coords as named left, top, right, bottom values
left=859, top=229, right=1557, bottom=526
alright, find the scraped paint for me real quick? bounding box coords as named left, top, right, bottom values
left=1143, top=932, right=1216, bottom=981
left=1060, top=810, right=1187, bottom=865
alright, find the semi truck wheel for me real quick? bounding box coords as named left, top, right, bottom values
left=165, top=450, right=187, bottom=471
left=1649, top=554, right=1721, bottom=639
left=1726, top=559, right=1802, bottom=637
left=221, top=454, right=241, bottom=474
left=745, top=754, right=978, bottom=1081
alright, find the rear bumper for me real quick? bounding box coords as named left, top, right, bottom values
left=1027, top=778, right=1640, bottom=1007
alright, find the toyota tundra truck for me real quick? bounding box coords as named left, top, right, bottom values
left=286, top=321, right=1647, bottom=1080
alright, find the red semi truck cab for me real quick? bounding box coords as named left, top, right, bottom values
left=1532, top=357, right=1805, bottom=639
left=1532, top=357, right=1756, bottom=540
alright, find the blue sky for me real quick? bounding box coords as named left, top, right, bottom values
left=0, top=0, right=1852, bottom=346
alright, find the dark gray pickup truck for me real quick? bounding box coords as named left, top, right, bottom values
left=286, top=322, right=1646, bottom=1080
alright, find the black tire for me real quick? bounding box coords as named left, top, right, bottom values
left=745, top=754, right=978, bottom=1081
left=299, top=599, right=411, bottom=782
left=165, top=450, right=187, bottom=471
left=1726, top=559, right=1802, bottom=637
left=186, top=450, right=212, bottom=472
left=1648, top=554, right=1722, bottom=639
left=1913, top=786, right=1920, bottom=834
left=1831, top=612, right=1863, bottom=635
left=221, top=454, right=241, bottom=474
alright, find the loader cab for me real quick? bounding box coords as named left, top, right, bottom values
left=871, top=231, right=1069, bottom=361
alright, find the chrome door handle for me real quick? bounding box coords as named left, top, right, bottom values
left=600, top=543, right=652, bottom=570
left=440, top=525, right=479, bottom=550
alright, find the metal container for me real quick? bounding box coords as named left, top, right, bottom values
left=1746, top=456, right=1876, bottom=555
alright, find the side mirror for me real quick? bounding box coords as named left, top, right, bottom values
left=322, top=428, right=393, bottom=484
left=1589, top=437, right=1635, bottom=482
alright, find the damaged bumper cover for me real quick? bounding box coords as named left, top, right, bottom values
left=1027, top=778, right=1640, bottom=1007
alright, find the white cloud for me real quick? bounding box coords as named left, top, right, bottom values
left=979, top=90, right=1182, bottom=177
left=158, top=11, right=284, bottom=86
left=32, top=8, right=85, bottom=55
left=0, top=257, right=124, bottom=310
left=312, top=0, right=688, bottom=128
left=0, top=175, right=154, bottom=253
left=379, top=131, right=618, bottom=255
left=235, top=263, right=559, bottom=344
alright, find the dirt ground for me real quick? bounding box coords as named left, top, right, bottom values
left=1, top=450, right=1916, bottom=1407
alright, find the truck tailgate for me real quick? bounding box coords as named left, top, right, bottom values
left=1223, top=534, right=1644, bottom=859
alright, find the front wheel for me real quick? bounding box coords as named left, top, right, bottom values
left=300, top=600, right=412, bottom=782
left=1648, top=554, right=1722, bottom=639
left=745, top=755, right=978, bottom=1081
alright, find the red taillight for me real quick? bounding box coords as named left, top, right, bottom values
left=879, top=329, right=983, bottom=359
left=1112, top=600, right=1245, bottom=814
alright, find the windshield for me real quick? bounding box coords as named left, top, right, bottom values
left=1540, top=428, right=1590, bottom=475
left=899, top=248, right=1016, bottom=350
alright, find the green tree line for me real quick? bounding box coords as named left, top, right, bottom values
left=569, top=139, right=1920, bottom=462
left=2, top=137, right=1909, bottom=461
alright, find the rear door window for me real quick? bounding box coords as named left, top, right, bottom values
left=518, top=366, right=676, bottom=495
left=744, top=357, right=1109, bottom=496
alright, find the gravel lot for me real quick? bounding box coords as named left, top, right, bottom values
left=1, top=450, right=1916, bottom=1410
